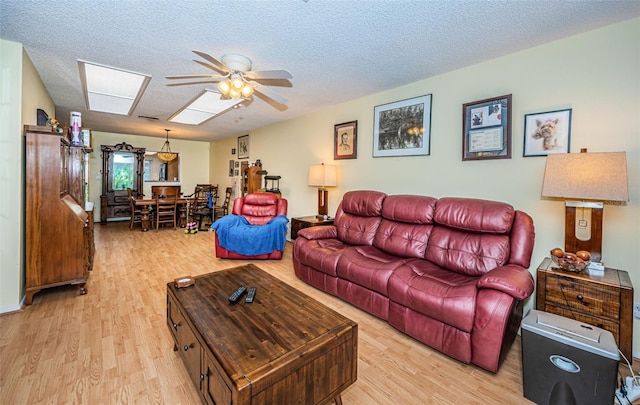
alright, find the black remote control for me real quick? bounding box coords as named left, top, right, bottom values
left=228, top=286, right=246, bottom=303
left=245, top=287, right=256, bottom=303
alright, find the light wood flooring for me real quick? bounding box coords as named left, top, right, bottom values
left=1, top=222, right=637, bottom=404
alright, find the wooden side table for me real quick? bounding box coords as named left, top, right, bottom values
left=536, top=257, right=634, bottom=363
left=291, top=216, right=334, bottom=239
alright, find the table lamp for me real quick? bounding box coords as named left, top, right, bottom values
left=308, top=163, right=337, bottom=218
left=541, top=148, right=629, bottom=268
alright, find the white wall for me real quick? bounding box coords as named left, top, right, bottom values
left=88, top=131, right=211, bottom=221
left=0, top=40, right=55, bottom=313
left=211, top=19, right=640, bottom=352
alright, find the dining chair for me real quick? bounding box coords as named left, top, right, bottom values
left=191, top=184, right=217, bottom=230
left=155, top=190, right=179, bottom=230
left=127, top=188, right=144, bottom=230
left=213, top=187, right=233, bottom=221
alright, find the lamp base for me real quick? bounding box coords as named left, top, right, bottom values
left=317, top=188, right=328, bottom=216
left=564, top=202, right=603, bottom=263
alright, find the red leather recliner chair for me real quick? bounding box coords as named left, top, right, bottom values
left=213, top=193, right=288, bottom=260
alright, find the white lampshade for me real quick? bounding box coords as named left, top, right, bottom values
left=308, top=164, right=337, bottom=187
left=542, top=151, right=629, bottom=202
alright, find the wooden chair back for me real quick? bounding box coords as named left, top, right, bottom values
left=155, top=188, right=179, bottom=230
left=214, top=187, right=233, bottom=220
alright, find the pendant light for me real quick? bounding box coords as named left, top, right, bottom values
left=157, top=129, right=178, bottom=162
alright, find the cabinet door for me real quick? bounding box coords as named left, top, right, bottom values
left=201, top=350, right=232, bottom=405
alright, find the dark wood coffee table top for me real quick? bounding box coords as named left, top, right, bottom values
left=167, top=264, right=357, bottom=404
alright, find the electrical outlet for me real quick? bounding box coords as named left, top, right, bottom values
left=634, top=303, right=640, bottom=319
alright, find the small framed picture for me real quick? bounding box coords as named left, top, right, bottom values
left=234, top=169, right=239, bottom=176
left=82, top=128, right=92, bottom=148
left=231, top=148, right=236, bottom=155
left=234, top=161, right=239, bottom=168
left=228, top=160, right=234, bottom=177
left=238, top=134, right=249, bottom=159
left=334, top=121, right=357, bottom=160
left=373, top=94, right=432, bottom=157
left=523, top=109, right=572, bottom=157
left=462, top=94, right=512, bottom=161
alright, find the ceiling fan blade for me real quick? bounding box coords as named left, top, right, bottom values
left=165, top=74, right=226, bottom=80
left=250, top=81, right=288, bottom=106
left=192, top=50, right=231, bottom=74
left=245, top=69, right=292, bottom=80
left=167, top=80, right=223, bottom=87
left=193, top=60, right=230, bottom=75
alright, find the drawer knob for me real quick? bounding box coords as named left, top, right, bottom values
left=184, top=344, right=192, bottom=351
left=200, top=374, right=206, bottom=381
left=173, top=322, right=179, bottom=330
left=576, top=294, right=584, bottom=301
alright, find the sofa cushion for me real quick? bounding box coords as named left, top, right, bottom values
left=434, top=197, right=514, bottom=234
left=426, top=227, right=510, bottom=276
left=335, top=190, right=386, bottom=246
left=372, top=195, right=437, bottom=258
left=388, top=261, right=479, bottom=332
left=337, top=246, right=410, bottom=295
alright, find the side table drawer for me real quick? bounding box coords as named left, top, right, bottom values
left=545, top=276, right=620, bottom=320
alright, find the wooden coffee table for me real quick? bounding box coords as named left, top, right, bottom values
left=167, top=264, right=358, bottom=405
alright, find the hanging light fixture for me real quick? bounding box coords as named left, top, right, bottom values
left=157, top=129, right=178, bottom=162
left=217, top=72, right=254, bottom=99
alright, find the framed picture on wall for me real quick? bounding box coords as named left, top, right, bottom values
left=238, top=134, right=249, bottom=159
left=523, top=108, right=572, bottom=157
left=462, top=94, right=512, bottom=161
left=373, top=94, right=432, bottom=157
left=334, top=121, right=357, bottom=160
left=228, top=160, right=234, bottom=177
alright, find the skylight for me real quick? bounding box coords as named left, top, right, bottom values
left=168, top=89, right=242, bottom=125
left=78, top=60, right=151, bottom=115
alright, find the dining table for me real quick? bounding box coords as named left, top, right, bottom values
left=134, top=197, right=190, bottom=232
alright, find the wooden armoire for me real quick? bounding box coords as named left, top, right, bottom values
left=24, top=125, right=95, bottom=305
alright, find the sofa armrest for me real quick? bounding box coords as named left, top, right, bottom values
left=477, top=265, right=534, bottom=300
left=297, top=225, right=337, bottom=240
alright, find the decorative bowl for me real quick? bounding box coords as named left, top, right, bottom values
left=551, top=255, right=589, bottom=273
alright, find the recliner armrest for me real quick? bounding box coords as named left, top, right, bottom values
left=477, top=264, right=534, bottom=300
left=297, top=225, right=337, bottom=240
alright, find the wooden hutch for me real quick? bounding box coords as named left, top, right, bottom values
left=24, top=125, right=95, bottom=304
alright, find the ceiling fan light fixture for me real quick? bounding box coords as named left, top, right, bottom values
left=217, top=80, right=231, bottom=94
left=228, top=88, right=242, bottom=99
left=231, top=75, right=244, bottom=90
left=241, top=85, right=254, bottom=98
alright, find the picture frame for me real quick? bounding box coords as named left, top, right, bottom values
left=373, top=94, right=432, bottom=157
left=228, top=160, right=234, bottom=177
left=234, top=161, right=239, bottom=168
left=238, top=134, right=249, bottom=159
left=234, top=169, right=239, bottom=176
left=334, top=120, right=357, bottom=160
left=462, top=94, right=512, bottom=161
left=81, top=128, right=92, bottom=148
left=523, top=108, right=572, bottom=157
left=231, top=148, right=236, bottom=155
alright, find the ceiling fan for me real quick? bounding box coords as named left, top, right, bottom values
left=166, top=50, right=292, bottom=108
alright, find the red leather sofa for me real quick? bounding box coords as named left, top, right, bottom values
left=293, top=190, right=535, bottom=372
left=214, top=193, right=288, bottom=260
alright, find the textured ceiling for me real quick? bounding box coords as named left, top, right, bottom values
left=1, top=0, right=638, bottom=142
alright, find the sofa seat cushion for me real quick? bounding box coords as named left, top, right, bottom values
left=388, top=260, right=479, bottom=332
left=294, top=238, right=349, bottom=277
left=337, top=246, right=411, bottom=296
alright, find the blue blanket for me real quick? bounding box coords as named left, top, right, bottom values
left=211, top=215, right=289, bottom=256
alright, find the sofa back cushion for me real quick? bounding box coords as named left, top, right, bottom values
left=335, top=190, right=386, bottom=246
left=233, top=193, right=288, bottom=225
left=426, top=197, right=515, bottom=276
left=373, top=195, right=437, bottom=258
